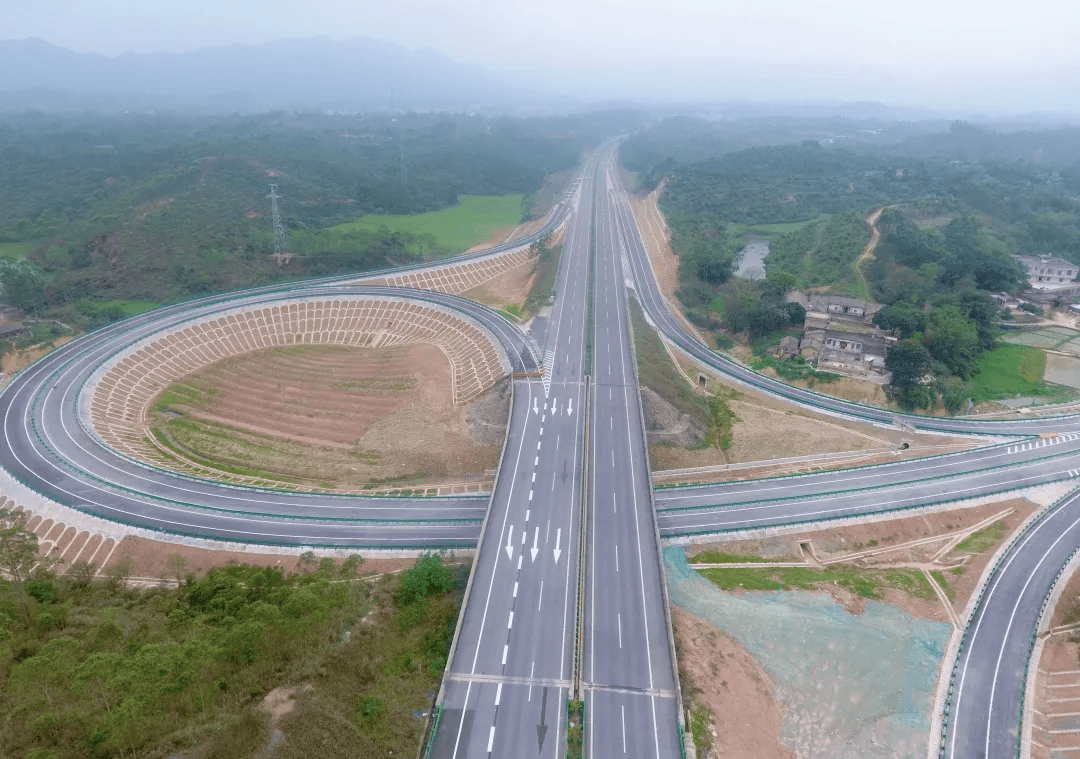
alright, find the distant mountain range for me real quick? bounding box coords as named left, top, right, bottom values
left=0, top=37, right=527, bottom=112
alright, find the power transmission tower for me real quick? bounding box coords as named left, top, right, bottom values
left=268, top=184, right=289, bottom=266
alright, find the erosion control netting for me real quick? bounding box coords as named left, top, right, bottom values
left=665, top=547, right=950, bottom=758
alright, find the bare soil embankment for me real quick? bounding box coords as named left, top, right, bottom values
left=150, top=344, right=508, bottom=492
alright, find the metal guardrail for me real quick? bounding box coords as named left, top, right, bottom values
left=18, top=287, right=532, bottom=512
left=936, top=488, right=1080, bottom=758
left=656, top=445, right=1080, bottom=517
left=652, top=440, right=1014, bottom=491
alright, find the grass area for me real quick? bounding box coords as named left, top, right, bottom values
left=0, top=549, right=465, bottom=759
left=699, top=563, right=937, bottom=602
left=84, top=298, right=159, bottom=318
left=748, top=354, right=841, bottom=386
left=690, top=550, right=788, bottom=564
left=5, top=321, right=75, bottom=352
left=522, top=236, right=561, bottom=316
left=689, top=703, right=713, bottom=756
left=954, top=521, right=1007, bottom=553
left=0, top=241, right=35, bottom=258
left=566, top=699, right=584, bottom=759
left=331, top=194, right=524, bottom=256
left=930, top=570, right=956, bottom=601
left=733, top=214, right=832, bottom=239
left=969, top=343, right=1054, bottom=401
left=628, top=295, right=712, bottom=436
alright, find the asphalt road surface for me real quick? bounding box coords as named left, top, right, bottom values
left=431, top=155, right=596, bottom=758
left=606, top=152, right=1080, bottom=759
left=582, top=154, right=681, bottom=757
left=0, top=285, right=540, bottom=549
left=5, top=140, right=1080, bottom=757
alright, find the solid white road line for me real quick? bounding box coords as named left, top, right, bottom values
left=450, top=681, right=473, bottom=759
left=622, top=704, right=627, bottom=752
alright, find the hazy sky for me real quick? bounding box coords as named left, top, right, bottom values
left=5, top=0, right=1079, bottom=109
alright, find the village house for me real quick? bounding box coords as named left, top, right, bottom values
left=786, top=293, right=897, bottom=383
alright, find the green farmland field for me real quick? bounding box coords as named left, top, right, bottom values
left=331, top=194, right=524, bottom=257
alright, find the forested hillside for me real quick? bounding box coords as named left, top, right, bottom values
left=621, top=117, right=1080, bottom=410
left=0, top=110, right=636, bottom=326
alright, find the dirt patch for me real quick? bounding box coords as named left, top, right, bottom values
left=648, top=350, right=977, bottom=481
left=641, top=386, right=707, bottom=448
left=151, top=344, right=505, bottom=491
left=467, top=378, right=511, bottom=446
left=1031, top=635, right=1080, bottom=759
left=261, top=684, right=315, bottom=725
left=786, top=373, right=893, bottom=407
left=1, top=335, right=75, bottom=377
left=1045, top=352, right=1080, bottom=390
left=461, top=257, right=537, bottom=309
left=674, top=607, right=792, bottom=759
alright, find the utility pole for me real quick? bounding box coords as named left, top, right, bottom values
left=268, top=184, right=289, bottom=266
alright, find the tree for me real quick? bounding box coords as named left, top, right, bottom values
left=165, top=553, right=187, bottom=585
left=925, top=306, right=982, bottom=379
left=939, top=376, right=972, bottom=415
left=885, top=339, right=932, bottom=390
left=873, top=302, right=925, bottom=339
left=0, top=507, right=40, bottom=583
left=105, top=555, right=134, bottom=591
left=765, top=269, right=797, bottom=293
left=396, top=552, right=452, bottom=607
left=0, top=258, right=49, bottom=314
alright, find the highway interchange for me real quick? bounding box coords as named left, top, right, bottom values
left=1, top=143, right=1078, bottom=757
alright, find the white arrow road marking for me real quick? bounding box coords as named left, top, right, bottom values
left=505, top=526, right=514, bottom=560
left=554, top=528, right=562, bottom=563
left=533, top=397, right=539, bottom=415
left=531, top=527, right=539, bottom=562
left=552, top=398, right=558, bottom=415
left=567, top=398, right=574, bottom=415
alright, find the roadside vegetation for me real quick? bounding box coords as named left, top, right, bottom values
left=698, top=564, right=937, bottom=602
left=329, top=194, right=525, bottom=255
left=0, top=507, right=464, bottom=759
left=628, top=296, right=738, bottom=451
left=521, top=235, right=561, bottom=317
left=0, top=110, right=632, bottom=331
left=623, top=118, right=1080, bottom=411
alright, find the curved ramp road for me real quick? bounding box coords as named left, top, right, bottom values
left=607, top=157, right=1080, bottom=759
left=0, top=284, right=538, bottom=548
left=4, top=144, right=1080, bottom=756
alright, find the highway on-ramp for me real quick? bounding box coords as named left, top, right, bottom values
left=4, top=138, right=1080, bottom=757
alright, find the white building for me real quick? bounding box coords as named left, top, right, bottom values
left=1015, top=255, right=1079, bottom=285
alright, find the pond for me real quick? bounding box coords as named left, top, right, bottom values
left=735, top=236, right=769, bottom=280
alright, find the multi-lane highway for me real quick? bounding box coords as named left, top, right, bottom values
left=583, top=154, right=681, bottom=757
left=431, top=154, right=595, bottom=757
left=3, top=139, right=1080, bottom=757
left=606, top=152, right=1080, bottom=759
